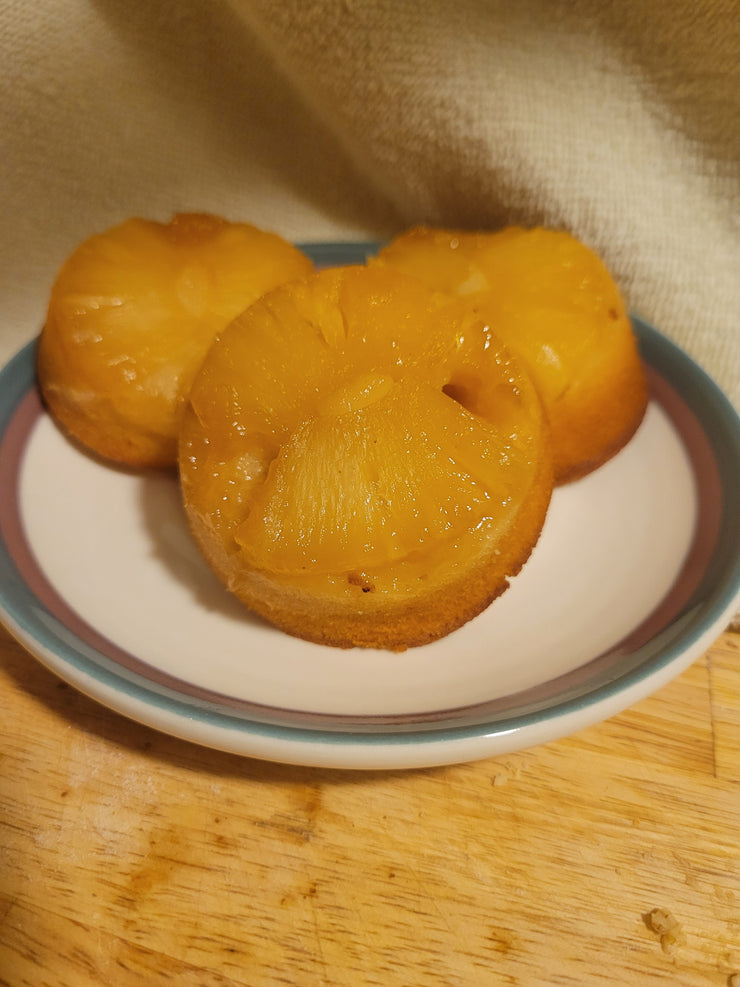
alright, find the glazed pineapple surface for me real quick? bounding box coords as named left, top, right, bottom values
left=37, top=213, right=314, bottom=467
left=180, top=265, right=553, bottom=651
left=374, top=226, right=648, bottom=483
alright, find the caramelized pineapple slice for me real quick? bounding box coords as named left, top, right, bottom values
left=180, top=265, right=553, bottom=651
left=37, top=213, right=314, bottom=467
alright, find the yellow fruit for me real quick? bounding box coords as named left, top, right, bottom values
left=374, top=226, right=648, bottom=482
left=37, top=213, right=314, bottom=467
left=180, top=265, right=553, bottom=650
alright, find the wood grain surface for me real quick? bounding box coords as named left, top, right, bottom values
left=1, top=623, right=738, bottom=987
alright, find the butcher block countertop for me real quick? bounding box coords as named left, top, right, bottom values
left=1, top=623, right=738, bottom=987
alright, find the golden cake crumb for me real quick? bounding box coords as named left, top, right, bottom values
left=646, top=907, right=679, bottom=936
left=645, top=907, right=684, bottom=955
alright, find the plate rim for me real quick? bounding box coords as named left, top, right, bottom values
left=1, top=242, right=739, bottom=767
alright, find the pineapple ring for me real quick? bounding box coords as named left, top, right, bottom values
left=374, top=226, right=648, bottom=483
left=180, top=265, right=553, bottom=651
left=37, top=213, right=314, bottom=467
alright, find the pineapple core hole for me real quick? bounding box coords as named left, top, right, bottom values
left=443, top=372, right=521, bottom=430
left=442, top=374, right=482, bottom=416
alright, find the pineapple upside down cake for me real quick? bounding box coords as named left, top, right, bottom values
left=36, top=214, right=648, bottom=650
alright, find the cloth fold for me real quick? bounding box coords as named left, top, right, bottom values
left=1, top=0, right=737, bottom=405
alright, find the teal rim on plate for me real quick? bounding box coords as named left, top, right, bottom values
left=0, top=242, right=739, bottom=766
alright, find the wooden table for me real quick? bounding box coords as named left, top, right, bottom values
left=1, top=622, right=738, bottom=987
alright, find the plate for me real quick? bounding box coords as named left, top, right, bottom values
left=1, top=242, right=739, bottom=770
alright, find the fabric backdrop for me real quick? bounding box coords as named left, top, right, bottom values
left=1, top=0, right=738, bottom=409
left=1, top=0, right=738, bottom=408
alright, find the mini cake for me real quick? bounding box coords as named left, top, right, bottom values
left=37, top=213, right=314, bottom=467
left=179, top=265, right=553, bottom=650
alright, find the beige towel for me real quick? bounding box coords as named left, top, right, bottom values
left=1, top=0, right=738, bottom=409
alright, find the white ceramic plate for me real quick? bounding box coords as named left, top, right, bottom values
left=1, top=242, right=739, bottom=769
